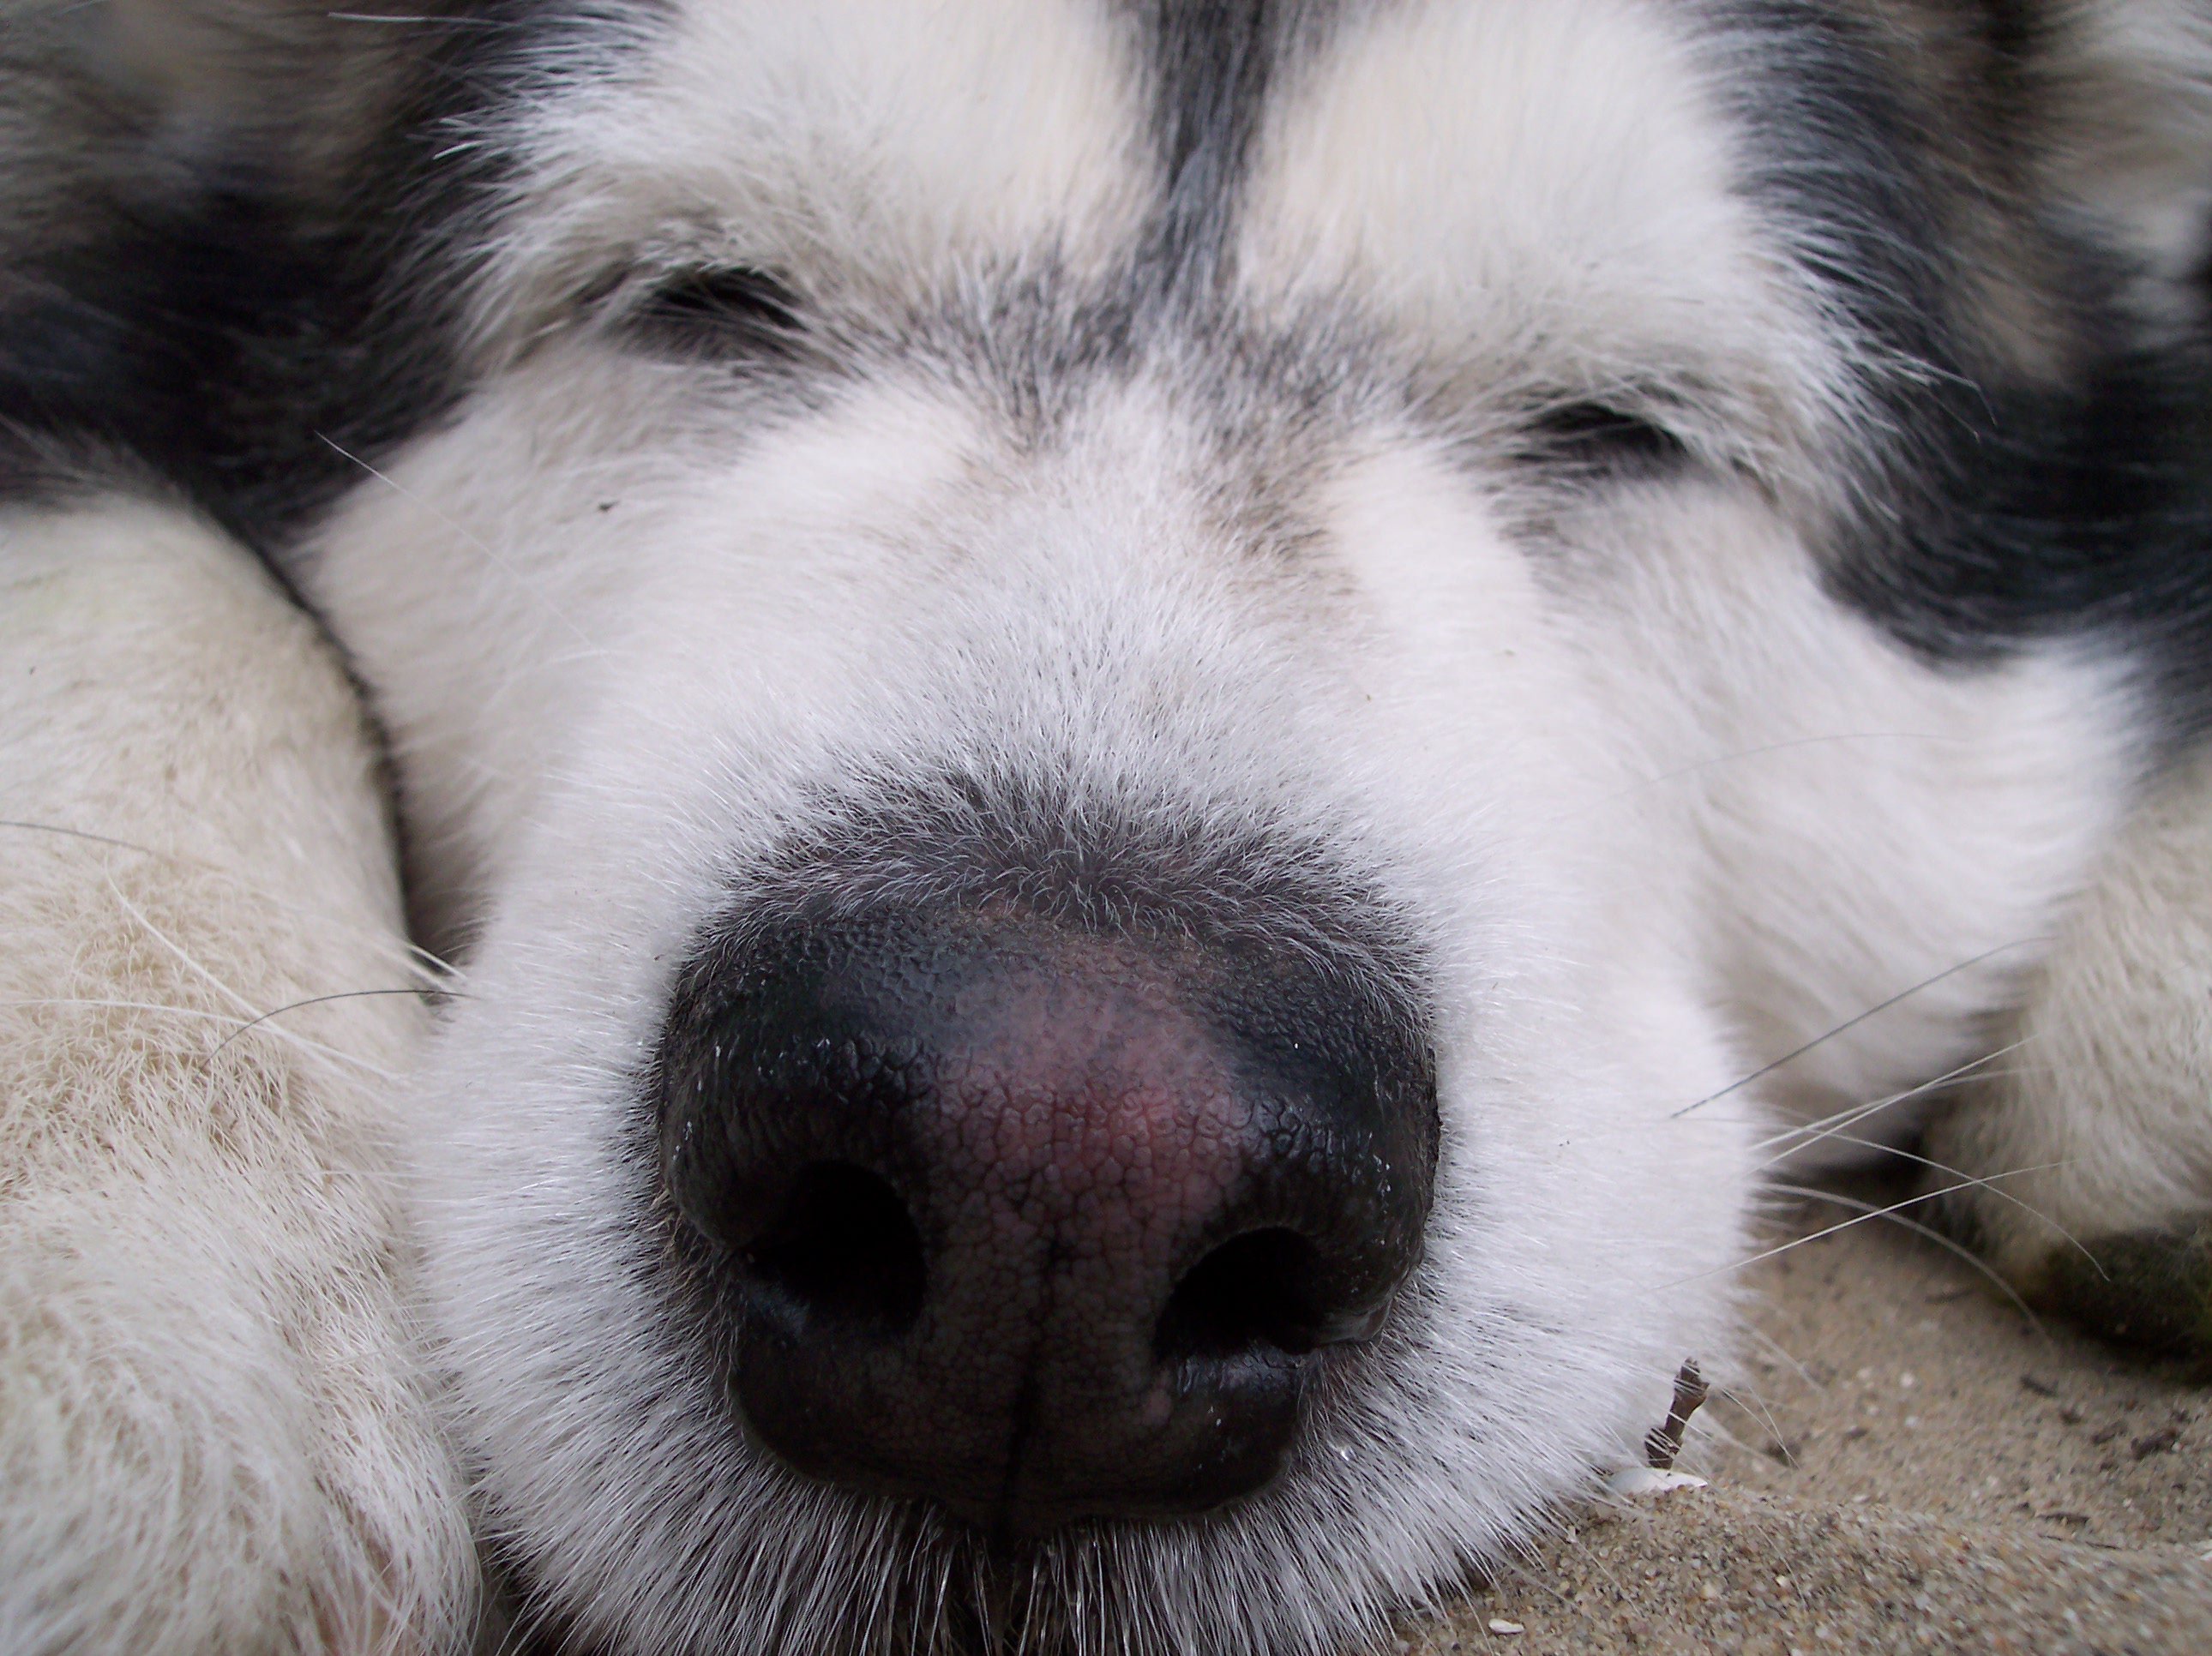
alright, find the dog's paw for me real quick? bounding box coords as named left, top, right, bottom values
left=2025, top=1223, right=2212, bottom=1357
left=1921, top=743, right=2212, bottom=1357
left=0, top=504, right=478, bottom=1653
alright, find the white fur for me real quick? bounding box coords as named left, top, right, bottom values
left=472, top=0, right=1152, bottom=352
left=1552, top=480, right=2140, bottom=1161
left=1238, top=0, right=1850, bottom=473
left=0, top=503, right=474, bottom=1654
left=353, top=381, right=1752, bottom=1653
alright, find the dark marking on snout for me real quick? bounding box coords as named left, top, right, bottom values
left=657, top=885, right=1434, bottom=1541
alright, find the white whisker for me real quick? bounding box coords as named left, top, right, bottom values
left=1767, top=1131, right=2096, bottom=1263
left=0, top=998, right=396, bottom=1080
left=316, top=433, right=598, bottom=649
left=1751, top=1038, right=2035, bottom=1161
left=1674, top=1183, right=2054, bottom=1337
left=1673, top=939, right=2046, bottom=1119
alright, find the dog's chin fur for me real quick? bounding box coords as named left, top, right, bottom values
left=3, top=3, right=2211, bottom=1654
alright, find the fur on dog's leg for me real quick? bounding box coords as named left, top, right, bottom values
left=0, top=501, right=476, bottom=1653
left=1926, top=744, right=2212, bottom=1354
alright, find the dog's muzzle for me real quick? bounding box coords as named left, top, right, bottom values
left=657, top=900, right=1436, bottom=1539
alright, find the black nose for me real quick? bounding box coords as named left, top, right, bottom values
left=658, top=903, right=1435, bottom=1539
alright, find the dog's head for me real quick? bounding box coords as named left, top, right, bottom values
left=21, top=0, right=2212, bottom=1650
left=327, top=10, right=1780, bottom=1647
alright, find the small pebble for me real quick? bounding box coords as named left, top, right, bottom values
left=1487, top=1619, right=1524, bottom=1637
left=2133, top=1425, right=2182, bottom=1460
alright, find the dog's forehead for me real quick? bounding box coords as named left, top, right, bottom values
left=496, top=0, right=1153, bottom=305
left=498, top=2, right=1812, bottom=379
left=1238, top=1, right=1814, bottom=402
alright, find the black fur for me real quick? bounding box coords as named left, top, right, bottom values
left=1715, top=0, right=2212, bottom=748
left=1853, top=340, right=2212, bottom=744
left=1127, top=0, right=1346, bottom=303
left=0, top=2, right=644, bottom=554
left=1133, top=0, right=1276, bottom=296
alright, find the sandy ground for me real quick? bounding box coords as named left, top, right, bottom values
left=1404, top=1178, right=2212, bottom=1655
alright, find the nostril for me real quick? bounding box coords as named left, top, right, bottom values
left=742, top=1163, right=926, bottom=1335
left=1156, top=1227, right=1354, bottom=1364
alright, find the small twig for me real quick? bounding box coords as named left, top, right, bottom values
left=1644, top=1361, right=1710, bottom=1470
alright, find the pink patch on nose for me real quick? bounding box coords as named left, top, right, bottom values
left=926, top=949, right=1253, bottom=1263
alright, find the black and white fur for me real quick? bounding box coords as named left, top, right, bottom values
left=2, top=3, right=2209, bottom=1653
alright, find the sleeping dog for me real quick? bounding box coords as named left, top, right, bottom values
left=3, top=2, right=2209, bottom=1650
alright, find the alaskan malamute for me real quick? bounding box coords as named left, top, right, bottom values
left=3, top=2, right=2209, bottom=1652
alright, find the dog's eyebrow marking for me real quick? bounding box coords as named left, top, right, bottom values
left=1125, top=0, right=1347, bottom=299
left=1133, top=0, right=1275, bottom=290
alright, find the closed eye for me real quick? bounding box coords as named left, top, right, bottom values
left=624, top=267, right=807, bottom=357
left=1524, top=400, right=1690, bottom=473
